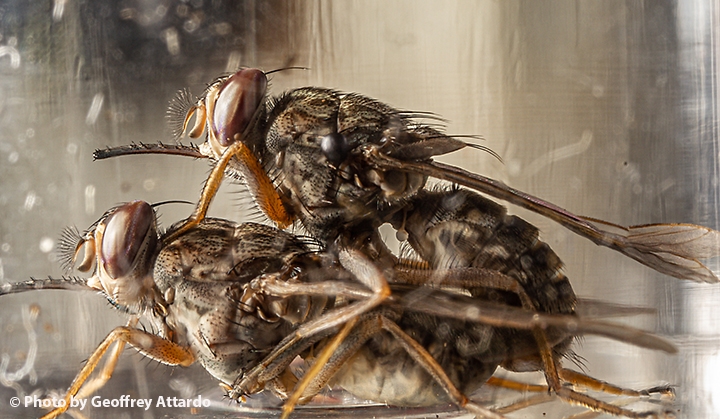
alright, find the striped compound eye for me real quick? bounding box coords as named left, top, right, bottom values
left=210, top=68, right=268, bottom=147
left=100, top=201, right=157, bottom=280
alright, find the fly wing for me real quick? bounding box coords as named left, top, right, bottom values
left=364, top=145, right=720, bottom=283
left=624, top=223, right=720, bottom=258
left=574, top=297, right=657, bottom=318
left=391, top=287, right=676, bottom=354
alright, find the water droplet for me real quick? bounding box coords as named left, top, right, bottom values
left=39, top=237, right=54, bottom=253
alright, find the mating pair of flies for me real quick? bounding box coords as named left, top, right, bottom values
left=4, top=68, right=719, bottom=419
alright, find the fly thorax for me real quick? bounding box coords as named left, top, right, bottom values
left=365, top=168, right=426, bottom=204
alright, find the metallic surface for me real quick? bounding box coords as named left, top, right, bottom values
left=1, top=1, right=718, bottom=418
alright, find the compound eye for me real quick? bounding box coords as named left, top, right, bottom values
left=211, top=68, right=268, bottom=147
left=320, top=132, right=351, bottom=166
left=100, top=201, right=156, bottom=279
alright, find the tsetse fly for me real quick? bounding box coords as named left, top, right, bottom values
left=1, top=201, right=676, bottom=419
left=92, top=68, right=720, bottom=417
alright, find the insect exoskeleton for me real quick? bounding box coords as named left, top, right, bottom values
left=88, top=67, right=719, bottom=417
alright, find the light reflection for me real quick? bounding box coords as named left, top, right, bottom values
left=677, top=1, right=720, bottom=417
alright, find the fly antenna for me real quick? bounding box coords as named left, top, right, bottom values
left=265, top=66, right=310, bottom=76
left=1, top=277, right=93, bottom=295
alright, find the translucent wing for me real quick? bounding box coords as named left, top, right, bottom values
left=364, top=146, right=720, bottom=283
left=391, top=287, right=676, bottom=354
left=574, top=297, right=657, bottom=318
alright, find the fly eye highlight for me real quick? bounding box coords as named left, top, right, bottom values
left=99, top=200, right=157, bottom=280
left=210, top=68, right=268, bottom=147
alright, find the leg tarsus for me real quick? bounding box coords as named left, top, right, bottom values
left=559, top=368, right=674, bottom=398
left=40, top=324, right=194, bottom=419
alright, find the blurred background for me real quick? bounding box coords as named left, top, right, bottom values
left=1, top=1, right=719, bottom=418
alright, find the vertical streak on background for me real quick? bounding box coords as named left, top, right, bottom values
left=677, top=1, right=720, bottom=418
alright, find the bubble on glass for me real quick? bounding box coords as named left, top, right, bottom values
left=23, top=191, right=37, bottom=211
left=568, top=176, right=583, bottom=191
left=119, top=8, right=135, bottom=20
left=39, top=237, right=54, bottom=253
left=143, top=179, right=156, bottom=191
left=592, top=84, right=605, bottom=98
left=660, top=178, right=676, bottom=193
left=163, top=27, right=180, bottom=55
left=214, top=22, right=232, bottom=36
left=85, top=184, right=96, bottom=214
left=525, top=130, right=593, bottom=177
left=8, top=151, right=19, bottom=164
left=52, top=0, right=66, bottom=22
left=0, top=46, right=21, bottom=69
left=0, top=304, right=39, bottom=386
left=183, top=19, right=199, bottom=33
left=85, top=93, right=105, bottom=125
left=120, top=181, right=132, bottom=193
left=506, top=158, right=522, bottom=177
left=226, top=51, right=242, bottom=73
left=155, top=5, right=168, bottom=18
left=66, top=143, right=78, bottom=154
left=176, top=4, right=189, bottom=17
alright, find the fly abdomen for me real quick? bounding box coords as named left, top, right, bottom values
left=394, top=187, right=576, bottom=315
left=392, top=187, right=578, bottom=376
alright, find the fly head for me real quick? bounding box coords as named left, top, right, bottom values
left=58, top=201, right=161, bottom=312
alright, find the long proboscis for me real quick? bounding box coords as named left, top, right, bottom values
left=94, top=143, right=206, bottom=160
left=366, top=147, right=720, bottom=283
left=1, top=277, right=94, bottom=295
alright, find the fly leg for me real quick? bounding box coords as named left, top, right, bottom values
left=394, top=266, right=570, bottom=407
left=486, top=376, right=548, bottom=392
left=69, top=317, right=137, bottom=401
left=164, top=139, right=292, bottom=244
left=392, top=266, right=537, bottom=308
left=392, top=187, right=671, bottom=417
left=487, top=372, right=672, bottom=397
left=494, top=393, right=558, bottom=414
left=559, top=369, right=674, bottom=398
left=226, top=323, right=337, bottom=398
left=530, top=330, right=669, bottom=418
left=41, top=323, right=194, bottom=419
left=231, top=248, right=390, bottom=398
left=279, top=316, right=359, bottom=419
left=393, top=267, right=670, bottom=417
left=278, top=312, right=506, bottom=419
left=370, top=316, right=507, bottom=419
